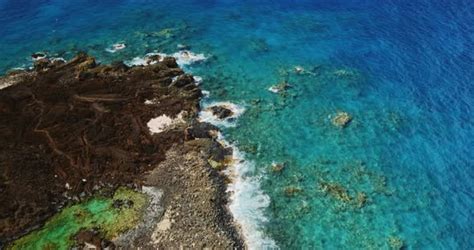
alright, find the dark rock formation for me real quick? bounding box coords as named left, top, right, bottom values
left=185, top=121, right=219, bottom=140
left=210, top=105, right=234, bottom=119
left=31, top=52, right=46, bottom=60
left=75, top=229, right=116, bottom=250
left=0, top=53, right=204, bottom=241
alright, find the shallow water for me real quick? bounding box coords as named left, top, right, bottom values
left=1, top=0, right=473, bottom=249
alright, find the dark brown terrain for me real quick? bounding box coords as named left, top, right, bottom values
left=0, top=53, right=242, bottom=248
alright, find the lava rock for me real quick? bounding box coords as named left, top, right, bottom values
left=0, top=53, right=200, bottom=240
left=210, top=106, right=233, bottom=119
left=185, top=122, right=219, bottom=140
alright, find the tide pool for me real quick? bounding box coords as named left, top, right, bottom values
left=0, top=0, right=472, bottom=249
left=9, top=188, right=148, bottom=249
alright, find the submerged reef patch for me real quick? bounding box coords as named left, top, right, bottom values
left=331, top=111, right=353, bottom=127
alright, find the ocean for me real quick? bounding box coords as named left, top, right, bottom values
left=1, top=0, right=473, bottom=248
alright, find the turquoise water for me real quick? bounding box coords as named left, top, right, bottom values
left=1, top=0, right=473, bottom=249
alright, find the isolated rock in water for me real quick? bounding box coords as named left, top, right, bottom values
left=294, top=66, right=304, bottom=74
left=31, top=52, right=47, bottom=61
left=332, top=111, right=352, bottom=127
left=106, top=43, right=126, bottom=53
left=210, top=105, right=234, bottom=119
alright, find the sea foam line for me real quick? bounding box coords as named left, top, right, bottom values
left=199, top=101, right=277, bottom=249
left=124, top=50, right=207, bottom=68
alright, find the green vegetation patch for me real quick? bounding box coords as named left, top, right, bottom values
left=9, top=187, right=148, bottom=250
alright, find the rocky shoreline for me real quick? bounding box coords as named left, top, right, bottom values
left=0, top=53, right=243, bottom=248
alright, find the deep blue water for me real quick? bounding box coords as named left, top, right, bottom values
left=1, top=0, right=473, bottom=249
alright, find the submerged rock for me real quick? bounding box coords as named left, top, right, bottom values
left=388, top=236, right=405, bottom=250
left=268, top=81, right=291, bottom=93
left=331, top=111, right=352, bottom=127
left=355, top=192, right=368, bottom=208
left=271, top=162, right=286, bottom=173
left=294, top=66, right=304, bottom=74
left=319, top=181, right=352, bottom=202
left=333, top=69, right=357, bottom=78
left=106, top=43, right=126, bottom=53
left=284, top=186, right=302, bottom=197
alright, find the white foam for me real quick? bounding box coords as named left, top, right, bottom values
left=11, top=67, right=26, bottom=71
left=268, top=83, right=291, bottom=94
left=105, top=43, right=126, bottom=53
left=177, top=44, right=188, bottom=50
left=198, top=101, right=245, bottom=128
left=171, top=50, right=207, bottom=66
left=193, top=76, right=203, bottom=85
left=202, top=90, right=210, bottom=98
left=199, top=102, right=277, bottom=249
left=125, top=57, right=148, bottom=66
left=125, top=50, right=207, bottom=68
left=268, top=85, right=280, bottom=93
left=51, top=57, right=66, bottom=63
left=147, top=112, right=185, bottom=134
left=124, top=53, right=166, bottom=67
left=0, top=72, right=28, bottom=90
left=0, top=82, right=13, bottom=90
left=31, top=52, right=47, bottom=61
left=144, top=99, right=156, bottom=105
left=221, top=138, right=277, bottom=249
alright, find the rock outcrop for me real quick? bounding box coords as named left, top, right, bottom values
left=0, top=53, right=242, bottom=248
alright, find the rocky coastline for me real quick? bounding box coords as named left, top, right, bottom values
left=0, top=53, right=243, bottom=248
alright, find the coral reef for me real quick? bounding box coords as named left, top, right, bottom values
left=355, top=192, right=368, bottom=208
left=319, top=181, right=352, bottom=202
left=284, top=186, right=303, bottom=197
left=271, top=162, right=286, bottom=173
left=388, top=236, right=405, bottom=250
